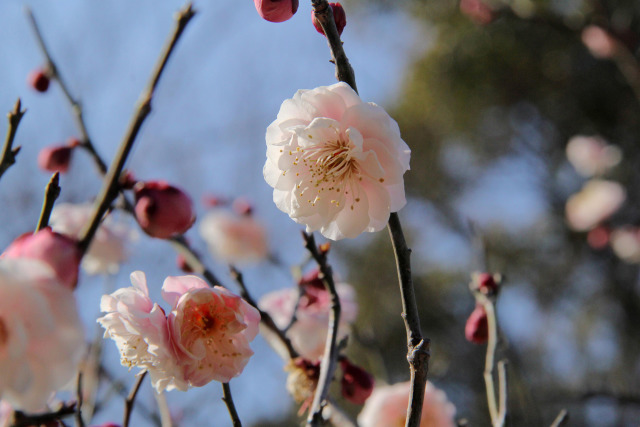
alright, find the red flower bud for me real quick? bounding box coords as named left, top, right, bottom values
left=312, top=3, right=346, bottom=36
left=465, top=304, right=488, bottom=344
left=27, top=68, right=51, bottom=92
left=1, top=227, right=81, bottom=289
left=37, top=145, right=74, bottom=174
left=254, top=0, right=299, bottom=23
left=340, top=359, right=374, bottom=405
left=134, top=181, right=196, bottom=239
left=476, top=272, right=498, bottom=294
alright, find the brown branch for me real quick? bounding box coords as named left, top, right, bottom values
left=170, top=235, right=224, bottom=287
left=387, top=213, right=430, bottom=427
left=75, top=371, right=85, bottom=427
left=122, top=371, right=147, bottom=427
left=301, top=232, right=341, bottom=427
left=11, top=403, right=76, bottom=427
left=77, top=3, right=196, bottom=254
left=222, top=382, right=242, bottom=427
left=35, top=172, right=61, bottom=231
left=549, top=409, right=569, bottom=427
left=0, top=99, right=25, bottom=181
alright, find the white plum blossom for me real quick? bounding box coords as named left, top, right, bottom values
left=264, top=82, right=411, bottom=240
left=565, top=179, right=626, bottom=231
left=49, top=203, right=135, bottom=275
left=566, top=135, right=621, bottom=177
left=0, top=258, right=84, bottom=412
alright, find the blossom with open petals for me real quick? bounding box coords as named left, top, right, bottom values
left=0, top=258, right=84, bottom=412
left=358, top=381, right=456, bottom=427
left=163, top=275, right=260, bottom=385
left=264, top=82, right=410, bottom=240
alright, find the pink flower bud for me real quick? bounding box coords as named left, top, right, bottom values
left=582, top=25, right=618, bottom=59
left=1, top=227, right=81, bottom=290
left=134, top=181, right=196, bottom=239
left=460, top=0, right=495, bottom=25
left=312, top=2, right=346, bottom=36
left=27, top=68, right=51, bottom=92
left=202, top=194, right=227, bottom=208
left=465, top=304, right=488, bottom=344
left=472, top=272, right=499, bottom=295
left=254, top=0, right=299, bottom=23
left=37, top=145, right=74, bottom=174
left=340, top=358, right=374, bottom=405
left=232, top=198, right=253, bottom=216
left=119, top=170, right=137, bottom=189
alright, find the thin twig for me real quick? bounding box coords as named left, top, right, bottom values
left=482, top=296, right=499, bottom=425
left=222, top=382, right=242, bottom=427
left=12, top=403, right=76, bottom=427
left=77, top=3, right=196, bottom=253
left=302, top=232, right=341, bottom=427
left=169, top=235, right=224, bottom=287
left=0, top=98, right=25, bottom=181
left=549, top=409, right=569, bottom=427
left=35, top=172, right=61, bottom=231
left=75, top=371, right=85, bottom=427
left=496, top=360, right=508, bottom=427
left=123, top=371, right=147, bottom=427
left=387, top=213, right=430, bottom=427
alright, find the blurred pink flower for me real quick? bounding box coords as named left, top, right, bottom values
left=37, top=145, right=73, bottom=174
left=566, top=135, right=621, bottom=177
left=254, top=0, right=298, bottom=23
left=199, top=211, right=268, bottom=264
left=0, top=401, right=12, bottom=427
left=97, top=272, right=185, bottom=392
left=460, top=0, right=495, bottom=25
left=340, top=358, right=374, bottom=405
left=565, top=179, right=626, bottom=231
left=610, top=227, right=640, bottom=263
left=358, top=381, right=456, bottom=427
left=1, top=227, right=81, bottom=290
left=259, top=280, right=357, bottom=360
left=264, top=82, right=411, bottom=240
left=0, top=258, right=84, bottom=412
left=49, top=203, right=135, bottom=275
left=163, top=275, right=260, bottom=385
left=582, top=25, right=619, bottom=59
left=465, top=304, right=488, bottom=344
left=134, top=181, right=195, bottom=239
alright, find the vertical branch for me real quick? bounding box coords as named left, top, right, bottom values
left=387, top=213, right=430, bottom=427
left=123, top=371, right=147, bottom=427
left=482, top=297, right=499, bottom=424
left=301, top=232, right=341, bottom=426
left=0, top=99, right=26, bottom=181
left=221, top=382, right=242, bottom=427
left=35, top=172, right=61, bottom=231
left=496, top=360, right=508, bottom=426
left=75, top=372, right=85, bottom=427
left=77, top=3, right=196, bottom=253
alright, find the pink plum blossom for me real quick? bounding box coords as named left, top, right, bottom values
left=565, top=135, right=621, bottom=177
left=565, top=179, right=626, bottom=231
left=49, top=203, right=135, bottom=275
left=582, top=25, right=619, bottom=59
left=263, top=82, right=411, bottom=240
left=259, top=280, right=357, bottom=360
left=163, top=275, right=260, bottom=385
left=199, top=210, right=269, bottom=264
left=134, top=181, right=196, bottom=239
left=358, top=381, right=456, bottom=427
left=97, top=272, right=185, bottom=392
left=1, top=227, right=81, bottom=290
left=0, top=258, right=84, bottom=412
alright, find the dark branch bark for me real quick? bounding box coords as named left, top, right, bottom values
left=0, top=99, right=25, bottom=181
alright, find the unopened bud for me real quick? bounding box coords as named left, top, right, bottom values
left=312, top=3, right=346, bottom=36
left=472, top=272, right=499, bottom=295
left=465, top=304, right=488, bottom=344
left=254, top=0, right=299, bottom=23
left=232, top=198, right=253, bottom=216
left=37, top=145, right=74, bottom=174
left=340, top=358, right=374, bottom=405
left=134, top=181, right=196, bottom=239
left=27, top=68, right=51, bottom=92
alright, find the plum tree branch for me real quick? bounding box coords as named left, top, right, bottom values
left=35, top=172, right=61, bottom=231
left=0, top=99, right=25, bottom=181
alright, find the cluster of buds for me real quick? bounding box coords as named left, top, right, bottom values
left=253, top=0, right=347, bottom=37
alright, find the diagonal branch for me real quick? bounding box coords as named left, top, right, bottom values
left=0, top=99, right=26, bottom=181
left=122, top=371, right=147, bottom=427
left=222, top=382, right=242, bottom=427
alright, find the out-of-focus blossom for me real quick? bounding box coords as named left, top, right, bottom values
left=49, top=203, right=135, bottom=275
left=460, top=0, right=495, bottom=25
left=312, top=3, right=346, bottom=36
left=134, top=181, right=195, bottom=239
left=27, top=68, right=50, bottom=93
left=285, top=357, right=320, bottom=406
left=163, top=275, right=260, bottom=385
left=465, top=304, right=488, bottom=344
left=470, top=272, right=499, bottom=295
left=1, top=228, right=81, bottom=290
left=582, top=25, right=619, bottom=59
left=358, top=381, right=456, bottom=427
left=254, top=0, right=299, bottom=22
left=0, top=258, right=84, bottom=412
left=0, top=401, right=12, bottom=427
left=264, top=82, right=411, bottom=240
left=587, top=225, right=611, bottom=250
left=340, top=358, right=374, bottom=405
left=97, top=272, right=185, bottom=392
left=610, top=227, right=640, bottom=263
left=566, top=135, right=621, bottom=177
left=259, top=277, right=357, bottom=359
left=37, top=145, right=74, bottom=174
left=565, top=180, right=626, bottom=232
left=199, top=210, right=268, bottom=264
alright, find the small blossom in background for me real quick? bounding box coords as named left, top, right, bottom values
left=134, top=181, right=196, bottom=239
left=259, top=273, right=358, bottom=360
left=254, top=0, right=299, bottom=23
left=0, top=258, right=84, bottom=412
left=49, top=203, right=135, bottom=275
left=285, top=357, right=320, bottom=411
left=581, top=25, right=619, bottom=59
left=312, top=3, right=346, bottom=36
left=358, top=381, right=456, bottom=427
left=565, top=135, right=621, bottom=177
left=465, top=304, right=488, bottom=344
left=565, top=179, right=626, bottom=231
left=199, top=205, right=269, bottom=265
left=264, top=82, right=410, bottom=240
left=340, top=358, right=374, bottom=405
left=459, top=0, right=495, bottom=25
left=37, top=145, right=74, bottom=174
left=27, top=67, right=51, bottom=92
left=1, top=227, right=81, bottom=290
left=610, top=227, right=640, bottom=263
